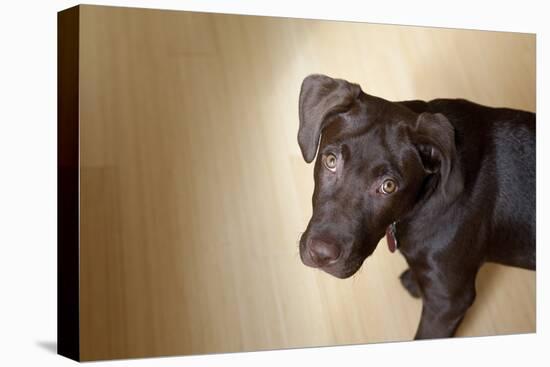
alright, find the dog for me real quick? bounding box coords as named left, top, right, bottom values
left=297, top=74, right=535, bottom=339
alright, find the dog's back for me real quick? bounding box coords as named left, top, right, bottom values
left=401, top=98, right=536, bottom=269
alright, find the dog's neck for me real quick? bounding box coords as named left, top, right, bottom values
left=394, top=176, right=461, bottom=257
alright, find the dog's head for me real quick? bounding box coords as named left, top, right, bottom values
left=298, top=74, right=463, bottom=278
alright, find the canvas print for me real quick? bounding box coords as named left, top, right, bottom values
left=58, top=5, right=536, bottom=362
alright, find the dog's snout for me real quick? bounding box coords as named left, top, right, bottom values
left=307, top=239, right=341, bottom=267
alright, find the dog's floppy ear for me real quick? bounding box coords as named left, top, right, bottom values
left=413, top=112, right=464, bottom=202
left=298, top=74, right=361, bottom=163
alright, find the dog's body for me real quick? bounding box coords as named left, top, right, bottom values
left=297, top=74, right=535, bottom=339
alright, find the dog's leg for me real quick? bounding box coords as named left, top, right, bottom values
left=414, top=280, right=476, bottom=339
left=399, top=269, right=421, bottom=298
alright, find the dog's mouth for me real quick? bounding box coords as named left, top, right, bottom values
left=300, top=223, right=397, bottom=279
left=327, top=257, right=366, bottom=279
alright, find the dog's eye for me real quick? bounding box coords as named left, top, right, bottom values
left=380, top=179, right=397, bottom=194
left=323, top=153, right=338, bottom=172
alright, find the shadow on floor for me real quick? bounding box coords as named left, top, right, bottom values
left=36, top=340, right=57, bottom=354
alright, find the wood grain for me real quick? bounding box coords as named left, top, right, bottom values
left=75, top=5, right=535, bottom=361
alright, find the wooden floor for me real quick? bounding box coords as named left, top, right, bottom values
left=76, top=5, right=536, bottom=361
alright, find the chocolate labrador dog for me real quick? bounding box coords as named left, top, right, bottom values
left=298, top=74, right=535, bottom=339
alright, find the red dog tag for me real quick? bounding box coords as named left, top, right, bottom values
left=386, top=222, right=398, bottom=253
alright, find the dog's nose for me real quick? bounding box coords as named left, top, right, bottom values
left=307, top=239, right=341, bottom=267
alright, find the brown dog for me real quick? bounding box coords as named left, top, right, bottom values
left=298, top=74, right=535, bottom=339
